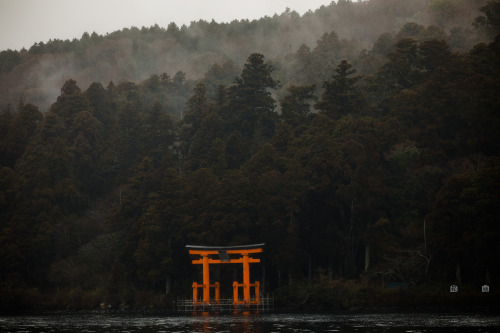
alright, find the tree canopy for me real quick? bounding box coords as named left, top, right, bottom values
left=0, top=0, right=499, bottom=312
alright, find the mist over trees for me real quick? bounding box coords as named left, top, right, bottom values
left=1, top=0, right=500, bottom=311
left=0, top=0, right=489, bottom=111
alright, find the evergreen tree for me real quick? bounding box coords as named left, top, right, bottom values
left=50, top=80, right=91, bottom=127
left=225, top=130, right=247, bottom=170
left=315, top=60, right=363, bottom=119
left=1, top=103, right=43, bottom=167
left=474, top=0, right=500, bottom=38
left=228, top=53, right=279, bottom=143
left=0, top=105, right=13, bottom=140
left=143, top=100, right=175, bottom=164
left=68, top=110, right=106, bottom=197
left=376, top=38, right=420, bottom=94
left=280, top=84, right=317, bottom=127
left=310, top=32, right=342, bottom=83
left=111, top=102, right=144, bottom=173
left=182, top=82, right=208, bottom=130
left=85, top=82, right=114, bottom=131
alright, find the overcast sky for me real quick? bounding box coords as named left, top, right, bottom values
left=0, top=0, right=334, bottom=51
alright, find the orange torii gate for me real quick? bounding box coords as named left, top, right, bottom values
left=186, top=244, right=264, bottom=306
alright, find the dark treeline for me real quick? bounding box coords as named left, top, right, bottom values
left=0, top=0, right=489, bottom=111
left=1, top=0, right=500, bottom=312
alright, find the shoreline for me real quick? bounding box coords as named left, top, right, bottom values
left=1, top=282, right=498, bottom=316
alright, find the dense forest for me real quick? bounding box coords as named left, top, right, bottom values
left=1, top=0, right=499, bottom=312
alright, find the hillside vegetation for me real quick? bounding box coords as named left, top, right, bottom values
left=0, top=0, right=499, bottom=312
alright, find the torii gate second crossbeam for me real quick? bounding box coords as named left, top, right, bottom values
left=186, top=244, right=264, bottom=306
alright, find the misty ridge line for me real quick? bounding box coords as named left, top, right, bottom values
left=0, top=0, right=488, bottom=112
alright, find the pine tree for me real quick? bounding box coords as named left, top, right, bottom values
left=315, top=60, right=363, bottom=119
left=228, top=53, right=279, bottom=142
left=280, top=84, right=317, bottom=127
left=50, top=80, right=91, bottom=127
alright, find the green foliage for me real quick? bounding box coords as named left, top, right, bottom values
left=280, top=84, right=317, bottom=127
left=0, top=103, right=43, bottom=167
left=0, top=49, right=22, bottom=73
left=474, top=0, right=500, bottom=37
left=50, top=80, right=91, bottom=127
left=228, top=53, right=279, bottom=141
left=315, top=60, right=363, bottom=119
left=0, top=0, right=499, bottom=311
left=427, top=157, right=500, bottom=284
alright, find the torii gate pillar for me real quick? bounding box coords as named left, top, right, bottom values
left=242, top=253, right=250, bottom=301
left=202, top=253, right=210, bottom=303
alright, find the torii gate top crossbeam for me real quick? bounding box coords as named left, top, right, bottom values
left=186, top=244, right=265, bottom=252
left=186, top=244, right=264, bottom=257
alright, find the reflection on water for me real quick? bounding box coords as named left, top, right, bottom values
left=0, top=312, right=499, bottom=333
left=192, top=311, right=258, bottom=333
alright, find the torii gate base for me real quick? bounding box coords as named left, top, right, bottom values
left=180, top=244, right=273, bottom=312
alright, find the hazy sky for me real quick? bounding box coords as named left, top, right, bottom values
left=0, top=0, right=333, bottom=51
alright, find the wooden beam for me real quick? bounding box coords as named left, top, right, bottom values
left=188, top=248, right=263, bottom=256
left=186, top=244, right=265, bottom=251
left=192, top=258, right=260, bottom=264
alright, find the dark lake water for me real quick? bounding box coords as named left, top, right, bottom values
left=0, top=312, right=499, bottom=332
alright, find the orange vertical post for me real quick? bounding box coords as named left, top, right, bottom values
left=192, top=282, right=198, bottom=303
left=255, top=281, right=260, bottom=304
left=242, top=253, right=250, bottom=303
left=215, top=282, right=220, bottom=303
left=202, top=254, right=210, bottom=303
left=233, top=281, right=239, bottom=304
